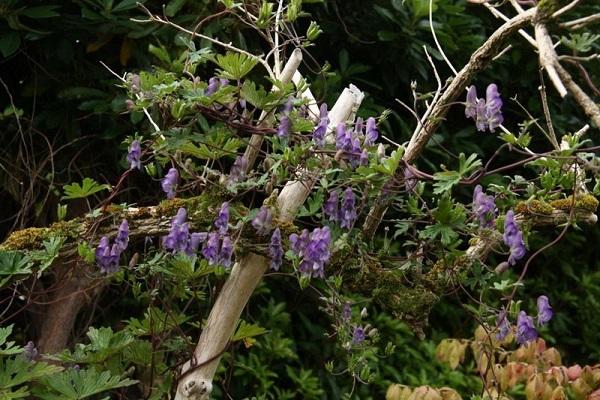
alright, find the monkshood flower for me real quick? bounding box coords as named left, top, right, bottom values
left=485, top=84, right=504, bottom=132
left=204, top=77, right=229, bottom=96
left=340, top=188, right=357, bottom=229
left=114, top=220, right=129, bottom=252
left=496, top=312, right=511, bottom=341
left=503, top=210, right=526, bottom=265
left=188, top=232, right=207, bottom=255
left=277, top=96, right=294, bottom=139
left=291, top=226, right=331, bottom=278
left=354, top=117, right=364, bottom=137
left=202, top=232, right=220, bottom=265
left=219, top=235, right=233, bottom=267
left=313, top=103, right=329, bottom=147
left=516, top=311, right=538, bottom=345
left=214, top=202, right=229, bottom=235
left=323, top=190, right=339, bottom=222
left=229, top=155, right=248, bottom=184
left=465, top=84, right=504, bottom=133
left=336, top=123, right=352, bottom=150
left=365, top=117, right=379, bottom=146
left=342, top=303, right=351, bottom=322
left=537, top=295, right=553, bottom=326
left=252, top=206, right=273, bottom=236
left=95, top=237, right=120, bottom=274
left=22, top=341, right=38, bottom=362
left=352, top=326, right=366, bottom=345
left=473, top=185, right=496, bottom=227
left=269, top=228, right=283, bottom=271
left=161, top=168, right=179, bottom=199
left=127, top=140, right=141, bottom=170
left=360, top=149, right=369, bottom=166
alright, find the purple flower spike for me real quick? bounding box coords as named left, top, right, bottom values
left=365, top=117, right=378, bottom=146
left=537, top=295, right=553, bottom=326
left=340, top=188, right=357, bottom=229
left=473, top=185, right=496, bottom=227
left=323, top=190, right=339, bottom=222
left=114, top=220, right=129, bottom=252
left=496, top=312, right=511, bottom=341
left=290, top=227, right=331, bottom=278
left=355, top=117, right=364, bottom=136
left=516, top=311, right=538, bottom=345
left=187, top=232, right=207, bottom=255
left=229, top=155, right=248, bottom=184
left=503, top=210, right=526, bottom=265
left=219, top=235, right=233, bottom=267
left=475, top=98, right=487, bottom=132
left=313, top=103, right=329, bottom=147
left=252, top=207, right=273, bottom=236
left=161, top=168, right=179, bottom=199
left=127, top=140, right=141, bottom=170
left=352, top=326, right=366, bottom=345
left=336, top=123, right=350, bottom=150
left=214, top=202, right=230, bottom=235
left=485, top=84, right=503, bottom=132
left=277, top=115, right=291, bottom=139
left=465, top=86, right=478, bottom=119
left=203, top=232, right=220, bottom=265
left=269, top=228, right=283, bottom=271
left=95, top=236, right=120, bottom=273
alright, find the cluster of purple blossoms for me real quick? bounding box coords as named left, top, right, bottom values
left=269, top=228, right=283, bottom=271
left=127, top=140, right=141, bottom=170
left=503, top=210, right=526, bottom=265
left=163, top=208, right=206, bottom=256
left=335, top=120, right=372, bottom=168
left=313, top=103, right=329, bottom=147
left=202, top=202, right=234, bottom=267
left=205, top=77, right=229, bottom=96
left=161, top=168, right=179, bottom=199
left=289, top=226, right=332, bottom=278
left=229, top=155, right=248, bottom=184
left=277, top=96, right=294, bottom=139
left=95, top=220, right=129, bottom=273
left=22, top=341, right=38, bottom=362
left=465, top=84, right=504, bottom=132
left=352, top=326, right=366, bottom=345
left=252, top=206, right=273, bottom=236
left=496, top=295, right=553, bottom=345
left=323, top=188, right=358, bottom=229
left=472, top=185, right=496, bottom=227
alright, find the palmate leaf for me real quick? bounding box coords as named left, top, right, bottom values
left=53, top=327, right=134, bottom=364
left=0, top=357, right=62, bottom=392
left=32, top=367, right=136, bottom=400
left=231, top=320, right=267, bottom=343
left=62, top=178, right=110, bottom=200
left=212, top=52, right=259, bottom=80
left=0, top=252, right=33, bottom=287
left=0, top=325, right=22, bottom=356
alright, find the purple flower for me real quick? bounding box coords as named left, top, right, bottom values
left=114, top=220, right=129, bottom=252
left=342, top=303, right=351, bottom=322
left=203, top=232, right=220, bottom=265
left=496, top=312, right=511, bottom=341
left=473, top=185, right=496, bottom=227
left=229, top=156, right=248, bottom=184
left=465, top=84, right=503, bottom=133
left=340, top=188, right=357, bottom=229
left=277, top=115, right=291, bottom=139
left=187, top=232, right=207, bottom=255
left=127, top=140, right=141, bottom=170
left=365, top=117, right=378, bottom=146
left=359, top=149, right=369, bottom=166
left=22, top=341, right=38, bottom=362
left=269, top=228, right=283, bottom=271
left=252, top=207, right=273, bottom=236
left=164, top=208, right=205, bottom=255
left=485, top=84, right=503, bottom=132
left=214, top=202, right=229, bottom=235
left=336, top=123, right=351, bottom=151
left=204, top=77, right=221, bottom=96
left=291, top=227, right=331, bottom=278
left=313, top=103, right=329, bottom=147
left=503, top=210, right=526, bottom=265
left=352, top=326, right=366, bottom=345
left=95, top=236, right=120, bottom=273
left=465, top=86, right=478, bottom=119
left=354, top=117, right=364, bottom=137
left=516, top=311, right=538, bottom=345
left=219, top=235, right=233, bottom=267
left=161, top=168, right=179, bottom=199
left=323, top=190, right=339, bottom=222
left=537, top=295, right=553, bottom=326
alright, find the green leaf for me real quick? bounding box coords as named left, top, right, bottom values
left=212, top=52, right=259, bottom=80
left=0, top=325, right=22, bottom=356
left=20, top=6, right=60, bottom=18
left=0, top=252, right=32, bottom=286
left=231, top=320, right=267, bottom=342
left=62, top=178, right=110, bottom=200
left=0, top=357, right=62, bottom=393
left=0, top=31, right=21, bottom=58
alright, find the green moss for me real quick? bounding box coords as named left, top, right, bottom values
left=1, top=220, right=80, bottom=250
left=514, top=200, right=553, bottom=216
left=549, top=194, right=599, bottom=213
